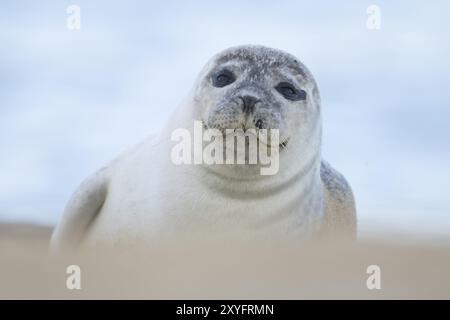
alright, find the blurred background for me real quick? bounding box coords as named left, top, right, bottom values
left=1, top=0, right=449, bottom=239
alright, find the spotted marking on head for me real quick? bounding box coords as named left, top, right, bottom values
left=194, top=45, right=322, bottom=150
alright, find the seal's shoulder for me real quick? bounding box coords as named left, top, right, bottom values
left=107, top=134, right=160, bottom=169
left=320, top=160, right=357, bottom=238
left=320, top=160, right=353, bottom=203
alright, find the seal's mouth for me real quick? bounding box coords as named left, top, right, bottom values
left=201, top=120, right=289, bottom=150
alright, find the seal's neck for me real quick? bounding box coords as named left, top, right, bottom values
left=197, top=146, right=323, bottom=201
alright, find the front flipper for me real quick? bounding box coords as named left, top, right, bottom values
left=50, top=168, right=109, bottom=250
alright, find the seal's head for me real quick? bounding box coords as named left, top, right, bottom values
left=193, top=45, right=322, bottom=153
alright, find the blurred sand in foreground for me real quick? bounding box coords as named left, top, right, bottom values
left=1, top=223, right=450, bottom=299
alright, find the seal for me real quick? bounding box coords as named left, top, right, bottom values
left=51, top=45, right=356, bottom=249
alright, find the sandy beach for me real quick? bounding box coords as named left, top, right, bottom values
left=0, top=223, right=449, bottom=299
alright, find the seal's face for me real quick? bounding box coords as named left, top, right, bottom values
left=195, top=45, right=321, bottom=151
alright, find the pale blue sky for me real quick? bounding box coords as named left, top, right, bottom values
left=1, top=1, right=449, bottom=238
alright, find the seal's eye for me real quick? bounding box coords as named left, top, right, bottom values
left=275, top=82, right=306, bottom=101
left=212, top=70, right=235, bottom=87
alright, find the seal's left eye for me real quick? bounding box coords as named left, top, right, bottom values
left=212, top=70, right=235, bottom=87
left=275, top=82, right=306, bottom=101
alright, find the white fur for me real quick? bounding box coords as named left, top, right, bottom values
left=51, top=46, right=327, bottom=249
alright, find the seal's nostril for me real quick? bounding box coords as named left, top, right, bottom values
left=240, top=95, right=258, bottom=114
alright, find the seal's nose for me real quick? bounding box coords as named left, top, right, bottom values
left=240, top=95, right=259, bottom=115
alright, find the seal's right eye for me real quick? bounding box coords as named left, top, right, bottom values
left=212, top=70, right=235, bottom=87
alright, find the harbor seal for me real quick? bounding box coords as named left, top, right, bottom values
left=51, top=45, right=356, bottom=249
